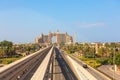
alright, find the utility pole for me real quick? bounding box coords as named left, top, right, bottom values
left=113, top=47, right=115, bottom=80
left=73, top=33, right=76, bottom=44
left=94, top=46, right=96, bottom=68
left=113, top=47, right=118, bottom=80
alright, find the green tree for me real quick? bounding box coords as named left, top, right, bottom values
left=115, top=53, right=120, bottom=65
left=0, top=40, right=13, bottom=48
left=97, top=47, right=106, bottom=57
left=0, top=48, right=5, bottom=57
left=0, top=40, right=15, bottom=57
left=60, top=42, right=65, bottom=48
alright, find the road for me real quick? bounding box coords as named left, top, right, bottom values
left=98, top=65, right=120, bottom=80
left=70, top=54, right=111, bottom=80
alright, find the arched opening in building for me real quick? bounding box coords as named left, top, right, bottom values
left=52, top=36, right=56, bottom=43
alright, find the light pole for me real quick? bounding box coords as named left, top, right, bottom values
left=93, top=46, right=96, bottom=68
left=113, top=47, right=118, bottom=80
left=113, top=47, right=115, bottom=80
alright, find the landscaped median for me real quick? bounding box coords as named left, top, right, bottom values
left=78, top=56, right=101, bottom=68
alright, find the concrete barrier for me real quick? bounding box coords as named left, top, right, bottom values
left=31, top=46, right=54, bottom=80
left=67, top=55, right=97, bottom=80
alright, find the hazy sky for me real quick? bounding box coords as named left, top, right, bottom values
left=0, top=0, right=120, bottom=43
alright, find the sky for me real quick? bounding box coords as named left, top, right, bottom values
left=0, top=0, right=120, bottom=43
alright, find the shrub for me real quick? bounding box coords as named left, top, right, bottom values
left=12, top=54, right=22, bottom=58
left=96, top=58, right=108, bottom=65
left=0, top=60, right=2, bottom=63
left=84, top=54, right=94, bottom=58
left=108, top=58, right=113, bottom=65
left=7, top=60, right=13, bottom=64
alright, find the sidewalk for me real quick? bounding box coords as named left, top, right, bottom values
left=97, top=65, right=120, bottom=80
left=109, top=65, right=120, bottom=75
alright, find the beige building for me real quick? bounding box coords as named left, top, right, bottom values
left=35, top=31, right=73, bottom=44
left=56, top=33, right=66, bottom=44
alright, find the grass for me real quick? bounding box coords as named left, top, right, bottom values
left=0, top=56, right=23, bottom=64
left=78, top=56, right=101, bottom=68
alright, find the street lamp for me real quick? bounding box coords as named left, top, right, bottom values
left=93, top=46, right=96, bottom=68
left=113, top=47, right=115, bottom=80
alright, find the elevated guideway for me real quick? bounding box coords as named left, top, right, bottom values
left=0, top=46, right=52, bottom=80
left=31, top=46, right=54, bottom=80
left=31, top=47, right=78, bottom=80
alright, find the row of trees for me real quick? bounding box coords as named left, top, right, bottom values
left=63, top=43, right=120, bottom=65
left=0, top=40, right=41, bottom=58
left=15, top=43, right=40, bottom=54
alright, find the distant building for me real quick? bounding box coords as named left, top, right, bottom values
left=56, top=33, right=66, bottom=44
left=35, top=31, right=73, bottom=44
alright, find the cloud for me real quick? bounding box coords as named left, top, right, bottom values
left=72, top=22, right=106, bottom=28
